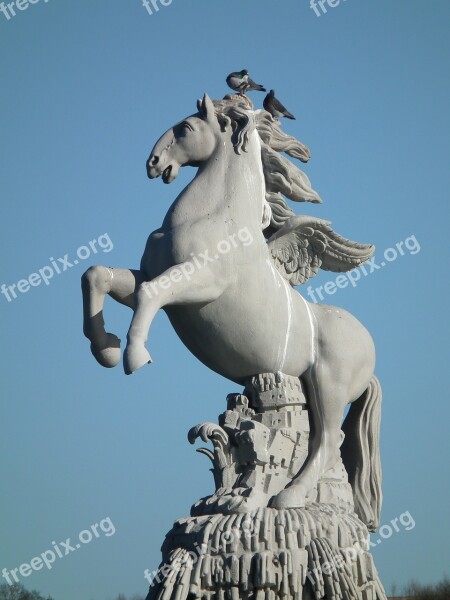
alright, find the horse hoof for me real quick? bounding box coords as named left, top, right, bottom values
left=271, top=486, right=306, bottom=510
left=90, top=334, right=121, bottom=368
left=123, top=344, right=152, bottom=375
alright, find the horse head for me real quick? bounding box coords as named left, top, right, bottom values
left=147, top=94, right=221, bottom=184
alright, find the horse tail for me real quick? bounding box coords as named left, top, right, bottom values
left=341, top=376, right=383, bottom=532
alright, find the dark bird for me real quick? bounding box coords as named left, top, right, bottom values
left=263, top=90, right=296, bottom=120
left=226, top=69, right=266, bottom=95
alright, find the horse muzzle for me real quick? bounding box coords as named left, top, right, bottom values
left=147, top=156, right=179, bottom=184
left=147, top=154, right=161, bottom=179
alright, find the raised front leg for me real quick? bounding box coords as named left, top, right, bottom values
left=82, top=266, right=143, bottom=368
left=123, top=263, right=226, bottom=375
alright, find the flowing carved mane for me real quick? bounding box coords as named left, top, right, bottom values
left=209, top=95, right=322, bottom=234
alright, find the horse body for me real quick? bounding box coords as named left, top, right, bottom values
left=81, top=94, right=381, bottom=527
left=162, top=275, right=310, bottom=383
left=140, top=124, right=315, bottom=382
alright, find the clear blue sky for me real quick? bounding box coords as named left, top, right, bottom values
left=0, top=1, right=449, bottom=599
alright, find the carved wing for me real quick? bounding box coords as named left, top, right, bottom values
left=268, top=216, right=374, bottom=286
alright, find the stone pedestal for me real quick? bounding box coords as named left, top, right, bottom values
left=147, top=505, right=387, bottom=600
left=145, top=374, right=388, bottom=600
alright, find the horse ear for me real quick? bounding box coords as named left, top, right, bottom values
left=199, top=93, right=215, bottom=122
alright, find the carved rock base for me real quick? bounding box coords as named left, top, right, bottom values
left=146, top=375, right=387, bottom=600
left=146, top=505, right=387, bottom=600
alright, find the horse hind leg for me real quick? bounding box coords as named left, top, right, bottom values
left=271, top=365, right=348, bottom=509
left=81, top=266, right=143, bottom=368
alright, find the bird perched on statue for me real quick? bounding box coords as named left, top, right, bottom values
left=263, top=90, right=296, bottom=120
left=226, top=69, right=266, bottom=95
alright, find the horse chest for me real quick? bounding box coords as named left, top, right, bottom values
left=141, top=219, right=231, bottom=280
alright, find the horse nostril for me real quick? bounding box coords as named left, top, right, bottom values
left=151, top=155, right=159, bottom=166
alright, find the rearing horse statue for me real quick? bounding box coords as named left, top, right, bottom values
left=82, top=94, right=382, bottom=529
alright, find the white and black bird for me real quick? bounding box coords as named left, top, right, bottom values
left=263, top=90, right=296, bottom=120
left=226, top=69, right=266, bottom=95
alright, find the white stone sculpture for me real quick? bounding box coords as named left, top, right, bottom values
left=81, top=92, right=388, bottom=599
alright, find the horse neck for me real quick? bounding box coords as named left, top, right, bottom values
left=194, top=129, right=266, bottom=227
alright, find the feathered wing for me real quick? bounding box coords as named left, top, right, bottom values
left=268, top=216, right=375, bottom=286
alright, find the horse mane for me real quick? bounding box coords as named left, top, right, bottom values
left=212, top=96, right=256, bottom=154
left=212, top=96, right=321, bottom=233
